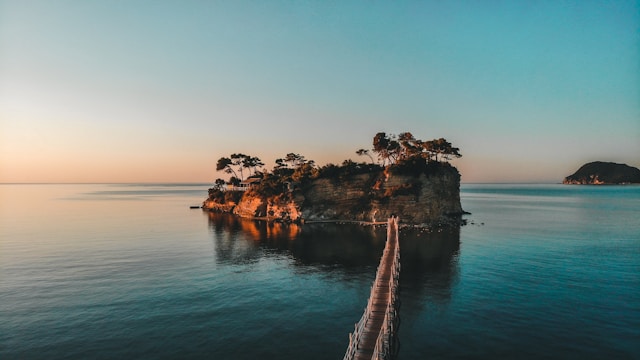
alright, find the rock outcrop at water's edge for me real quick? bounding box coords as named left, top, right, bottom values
left=563, top=161, right=640, bottom=185
left=203, top=164, right=465, bottom=226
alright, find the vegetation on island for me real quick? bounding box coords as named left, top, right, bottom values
left=563, top=161, right=640, bottom=185
left=208, top=132, right=462, bottom=204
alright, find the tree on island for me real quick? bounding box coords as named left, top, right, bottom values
left=372, top=132, right=401, bottom=165
left=427, top=138, right=461, bottom=162
left=275, top=153, right=315, bottom=170
left=369, top=132, right=461, bottom=166
left=210, top=131, right=461, bottom=201
left=216, top=153, right=264, bottom=181
left=356, top=148, right=375, bottom=164
left=397, top=132, right=423, bottom=160
left=212, top=178, right=226, bottom=190
left=242, top=155, right=265, bottom=176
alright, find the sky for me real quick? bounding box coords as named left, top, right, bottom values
left=1, top=0, right=638, bottom=183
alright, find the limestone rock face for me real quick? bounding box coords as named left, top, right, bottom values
left=203, top=165, right=464, bottom=225
left=302, top=166, right=463, bottom=224
left=264, top=195, right=303, bottom=222
left=202, top=200, right=235, bottom=213
left=563, top=161, right=640, bottom=184
left=373, top=171, right=463, bottom=225
left=210, top=193, right=303, bottom=222
left=232, top=195, right=266, bottom=218
left=301, top=173, right=377, bottom=222
left=298, top=169, right=463, bottom=225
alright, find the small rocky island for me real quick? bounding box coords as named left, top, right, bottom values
left=203, top=132, right=465, bottom=226
left=563, top=161, right=640, bottom=185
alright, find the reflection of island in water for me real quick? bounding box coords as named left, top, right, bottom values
left=206, top=213, right=387, bottom=268
left=400, top=226, right=460, bottom=305
left=207, top=212, right=460, bottom=301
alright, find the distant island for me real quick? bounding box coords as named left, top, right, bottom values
left=563, top=161, right=640, bottom=185
left=203, top=132, right=466, bottom=226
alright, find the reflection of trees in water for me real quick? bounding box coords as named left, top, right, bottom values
left=207, top=213, right=264, bottom=265
left=206, top=212, right=461, bottom=305
left=206, top=213, right=387, bottom=269
left=399, top=226, right=460, bottom=307
left=274, top=223, right=387, bottom=268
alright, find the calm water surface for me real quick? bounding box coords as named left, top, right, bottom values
left=1, top=184, right=639, bottom=359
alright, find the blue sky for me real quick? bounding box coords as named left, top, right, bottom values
left=1, top=0, right=638, bottom=183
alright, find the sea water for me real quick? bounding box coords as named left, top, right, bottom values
left=399, top=184, right=640, bottom=359
left=1, top=184, right=638, bottom=359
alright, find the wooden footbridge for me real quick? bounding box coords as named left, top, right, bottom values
left=344, top=217, right=401, bottom=360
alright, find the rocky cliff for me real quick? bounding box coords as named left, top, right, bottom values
left=373, top=168, right=463, bottom=224
left=300, top=168, right=463, bottom=224
left=563, top=161, right=640, bottom=184
left=203, top=165, right=464, bottom=226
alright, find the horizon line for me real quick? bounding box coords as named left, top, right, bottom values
left=0, top=181, right=565, bottom=185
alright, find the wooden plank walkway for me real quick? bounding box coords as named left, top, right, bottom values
left=344, top=217, right=400, bottom=360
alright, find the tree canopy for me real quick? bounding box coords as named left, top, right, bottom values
left=274, top=153, right=314, bottom=170
left=216, top=153, right=264, bottom=180
left=370, top=132, right=461, bottom=165
left=211, top=131, right=461, bottom=199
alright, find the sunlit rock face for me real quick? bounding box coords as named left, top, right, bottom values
left=563, top=161, right=640, bottom=185
left=215, top=193, right=303, bottom=222
left=202, top=201, right=235, bottom=213
left=204, top=165, right=464, bottom=225
left=371, top=170, right=463, bottom=225
left=300, top=173, right=377, bottom=222
left=232, top=195, right=266, bottom=218
left=300, top=168, right=463, bottom=225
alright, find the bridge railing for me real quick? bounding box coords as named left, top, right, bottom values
left=344, top=217, right=400, bottom=360
left=372, top=217, right=400, bottom=359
